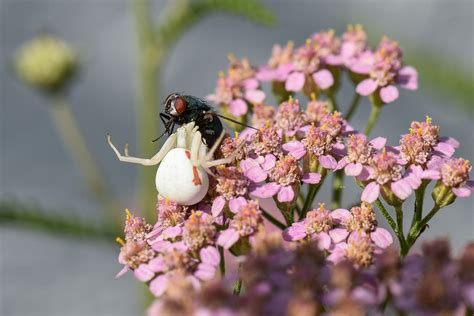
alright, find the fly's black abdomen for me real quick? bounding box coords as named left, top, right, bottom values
left=195, top=112, right=223, bottom=147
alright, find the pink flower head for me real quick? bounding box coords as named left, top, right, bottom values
left=155, top=197, right=186, bottom=229
left=182, top=211, right=216, bottom=251
left=275, top=96, right=308, bottom=137
left=211, top=166, right=251, bottom=217
left=249, top=125, right=283, bottom=157
left=340, top=24, right=369, bottom=65
left=336, top=134, right=386, bottom=177
left=285, top=31, right=340, bottom=92
left=355, top=36, right=417, bottom=104
left=207, top=55, right=265, bottom=116
left=439, top=158, right=473, bottom=197
left=361, top=148, right=413, bottom=203
left=250, top=154, right=321, bottom=202
left=328, top=203, right=393, bottom=249
left=251, top=103, right=276, bottom=128
left=283, top=203, right=335, bottom=249
left=306, top=93, right=330, bottom=123
left=257, top=41, right=294, bottom=82
left=217, top=199, right=263, bottom=249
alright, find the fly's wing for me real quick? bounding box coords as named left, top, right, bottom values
left=195, top=111, right=223, bottom=148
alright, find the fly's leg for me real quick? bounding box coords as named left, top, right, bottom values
left=107, top=133, right=177, bottom=166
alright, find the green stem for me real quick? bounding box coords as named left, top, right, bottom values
left=408, top=183, right=427, bottom=238
left=395, top=205, right=408, bottom=256
left=48, top=93, right=119, bottom=225
left=219, top=246, right=225, bottom=276
left=330, top=169, right=344, bottom=209
left=260, top=207, right=286, bottom=230
left=301, top=179, right=325, bottom=219
left=363, top=102, right=382, bottom=136
left=344, top=93, right=361, bottom=121
left=233, top=278, right=242, bottom=295
left=407, top=204, right=441, bottom=247
left=131, top=0, right=161, bottom=222
left=374, top=199, right=397, bottom=233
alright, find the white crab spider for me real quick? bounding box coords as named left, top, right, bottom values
left=108, top=122, right=240, bottom=205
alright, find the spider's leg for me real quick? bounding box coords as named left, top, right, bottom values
left=203, top=137, right=246, bottom=168
left=190, top=129, right=203, bottom=163
left=107, top=133, right=177, bottom=166
left=203, top=129, right=226, bottom=162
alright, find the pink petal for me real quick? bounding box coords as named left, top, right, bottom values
left=319, top=155, right=337, bottom=170
left=149, top=275, right=169, bottom=297
left=217, top=228, right=240, bottom=249
left=434, top=142, right=455, bottom=157
left=396, top=66, right=418, bottom=90
left=242, top=78, right=259, bottom=89
left=345, top=162, right=363, bottom=176
left=312, top=69, right=334, bottom=90
left=275, top=63, right=294, bottom=81
left=327, top=243, right=347, bottom=264
left=361, top=182, right=380, bottom=203
left=256, top=67, right=274, bottom=81
left=283, top=140, right=306, bottom=159
left=277, top=185, right=294, bottom=202
left=240, top=157, right=259, bottom=173
left=229, top=98, right=248, bottom=116
left=452, top=186, right=471, bottom=197
left=380, top=85, right=399, bottom=104
left=195, top=263, right=217, bottom=281
left=438, top=137, right=460, bottom=149
left=199, top=246, right=220, bottom=265
left=330, top=208, right=351, bottom=223
left=301, top=172, right=321, bottom=184
left=134, top=264, right=155, bottom=282
left=244, top=165, right=268, bottom=183
left=369, top=137, right=387, bottom=150
left=211, top=196, right=226, bottom=217
left=329, top=228, right=349, bottom=243
left=285, top=71, right=305, bottom=92
left=316, top=232, right=332, bottom=250
left=229, top=197, right=247, bottom=213
left=115, top=266, right=129, bottom=279
left=371, top=228, right=393, bottom=248
left=283, top=223, right=307, bottom=241
left=261, top=154, right=276, bottom=171
left=391, top=179, right=413, bottom=200
left=148, top=257, right=167, bottom=273
left=356, top=79, right=377, bottom=96
left=421, top=169, right=440, bottom=180
left=335, top=156, right=349, bottom=170
left=245, top=89, right=266, bottom=104
left=250, top=182, right=281, bottom=198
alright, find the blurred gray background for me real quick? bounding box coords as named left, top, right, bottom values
left=1, top=0, right=473, bottom=315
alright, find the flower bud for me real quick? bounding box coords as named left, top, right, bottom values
left=432, top=181, right=456, bottom=208
left=15, top=34, right=77, bottom=92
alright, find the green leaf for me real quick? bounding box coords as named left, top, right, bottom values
left=0, top=200, right=120, bottom=241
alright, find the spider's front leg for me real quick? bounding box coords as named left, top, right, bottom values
left=107, top=133, right=177, bottom=166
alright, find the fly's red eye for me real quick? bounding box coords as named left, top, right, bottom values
left=175, top=97, right=186, bottom=114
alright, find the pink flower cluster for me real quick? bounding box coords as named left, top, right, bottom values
left=147, top=236, right=474, bottom=316
left=283, top=202, right=393, bottom=267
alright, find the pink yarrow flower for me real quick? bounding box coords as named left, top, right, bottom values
left=361, top=148, right=414, bottom=203
left=283, top=203, right=337, bottom=250
left=250, top=154, right=321, bottom=202
left=355, top=36, right=418, bottom=104
left=207, top=55, right=265, bottom=116
left=285, top=30, right=341, bottom=92
left=336, top=134, right=386, bottom=177
left=217, top=199, right=263, bottom=250
left=257, top=41, right=294, bottom=82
